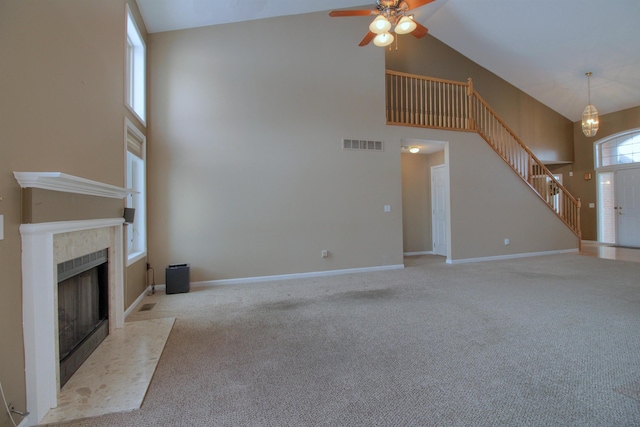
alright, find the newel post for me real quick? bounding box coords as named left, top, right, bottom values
left=467, top=77, right=475, bottom=130
left=577, top=198, right=582, bottom=251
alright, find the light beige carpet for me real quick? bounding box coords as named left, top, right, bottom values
left=47, top=254, right=640, bottom=426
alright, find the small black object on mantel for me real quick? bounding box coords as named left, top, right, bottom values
left=166, top=263, right=190, bottom=294
left=123, top=207, right=135, bottom=224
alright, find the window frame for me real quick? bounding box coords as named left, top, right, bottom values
left=125, top=4, right=146, bottom=125
left=125, top=118, right=147, bottom=266
left=594, top=128, right=640, bottom=171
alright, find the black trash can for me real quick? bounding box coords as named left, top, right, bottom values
left=166, top=264, right=190, bottom=294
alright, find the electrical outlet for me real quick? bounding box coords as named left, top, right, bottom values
left=504, top=238, right=510, bottom=246
left=321, top=250, right=328, bottom=258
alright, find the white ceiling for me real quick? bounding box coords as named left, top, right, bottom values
left=136, top=0, right=640, bottom=123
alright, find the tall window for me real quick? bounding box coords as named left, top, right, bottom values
left=126, top=5, right=146, bottom=124
left=126, top=119, right=146, bottom=264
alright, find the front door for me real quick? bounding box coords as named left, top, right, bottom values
left=431, top=165, right=447, bottom=256
left=616, top=168, right=640, bottom=247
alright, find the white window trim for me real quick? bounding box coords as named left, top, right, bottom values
left=125, top=117, right=147, bottom=266
left=125, top=4, right=146, bottom=126
left=594, top=128, right=640, bottom=172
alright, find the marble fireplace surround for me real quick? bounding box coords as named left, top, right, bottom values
left=15, top=172, right=133, bottom=424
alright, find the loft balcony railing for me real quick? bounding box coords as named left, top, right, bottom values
left=386, top=70, right=581, bottom=240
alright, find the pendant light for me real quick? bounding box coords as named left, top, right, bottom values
left=582, top=72, right=599, bottom=137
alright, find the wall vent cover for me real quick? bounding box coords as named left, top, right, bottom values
left=343, top=139, right=384, bottom=152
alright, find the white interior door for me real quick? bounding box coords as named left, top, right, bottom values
left=616, top=168, right=640, bottom=247
left=431, top=165, right=447, bottom=256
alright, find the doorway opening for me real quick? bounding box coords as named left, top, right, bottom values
left=595, top=129, right=640, bottom=247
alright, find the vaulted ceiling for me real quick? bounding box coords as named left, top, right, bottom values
left=136, top=0, right=640, bottom=122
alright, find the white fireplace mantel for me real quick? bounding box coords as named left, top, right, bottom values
left=15, top=172, right=133, bottom=425
left=14, top=171, right=136, bottom=198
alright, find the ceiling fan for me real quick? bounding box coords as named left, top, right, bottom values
left=329, top=0, right=434, bottom=47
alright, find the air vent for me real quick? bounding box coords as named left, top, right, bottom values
left=139, top=303, right=156, bottom=312
left=343, top=139, right=384, bottom=152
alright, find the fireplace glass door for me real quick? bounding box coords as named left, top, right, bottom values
left=57, top=249, right=109, bottom=386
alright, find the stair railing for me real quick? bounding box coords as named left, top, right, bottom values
left=386, top=70, right=581, bottom=239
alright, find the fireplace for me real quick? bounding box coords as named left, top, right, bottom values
left=57, top=249, right=109, bottom=387
left=20, top=219, right=125, bottom=424
left=15, top=172, right=133, bottom=425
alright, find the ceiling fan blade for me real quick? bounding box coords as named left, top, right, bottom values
left=399, top=0, right=435, bottom=11
left=329, top=10, right=375, bottom=17
left=359, top=31, right=376, bottom=46
left=410, top=21, right=429, bottom=38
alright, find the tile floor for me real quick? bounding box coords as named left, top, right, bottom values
left=580, top=241, right=640, bottom=264
left=40, top=317, right=174, bottom=425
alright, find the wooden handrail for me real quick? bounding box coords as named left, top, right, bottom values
left=471, top=90, right=580, bottom=207
left=386, top=70, right=581, bottom=240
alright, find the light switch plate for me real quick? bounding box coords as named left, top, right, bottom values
left=384, top=205, right=391, bottom=213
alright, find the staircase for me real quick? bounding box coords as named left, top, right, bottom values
left=386, top=70, right=581, bottom=240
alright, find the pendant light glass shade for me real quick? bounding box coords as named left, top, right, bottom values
left=581, top=72, right=599, bottom=137
left=369, top=15, right=392, bottom=34
left=373, top=32, right=394, bottom=47
left=395, top=16, right=417, bottom=34
left=582, top=104, right=599, bottom=137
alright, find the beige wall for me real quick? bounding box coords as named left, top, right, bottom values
left=21, top=189, right=123, bottom=223
left=147, top=10, right=584, bottom=280
left=401, top=151, right=444, bottom=253
left=551, top=105, right=640, bottom=240
left=0, top=1, right=147, bottom=423
left=386, top=34, right=574, bottom=163
left=147, top=12, right=406, bottom=282
left=446, top=131, right=578, bottom=260
left=396, top=129, right=578, bottom=261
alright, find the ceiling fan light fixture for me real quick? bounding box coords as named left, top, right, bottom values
left=369, top=15, right=392, bottom=34
left=373, top=32, right=394, bottom=47
left=581, top=72, right=599, bottom=137
left=394, top=15, right=417, bottom=35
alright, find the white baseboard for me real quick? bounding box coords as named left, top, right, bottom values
left=17, top=415, right=30, bottom=427
left=184, top=264, right=405, bottom=287
left=403, top=251, right=434, bottom=256
left=446, top=248, right=579, bottom=264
